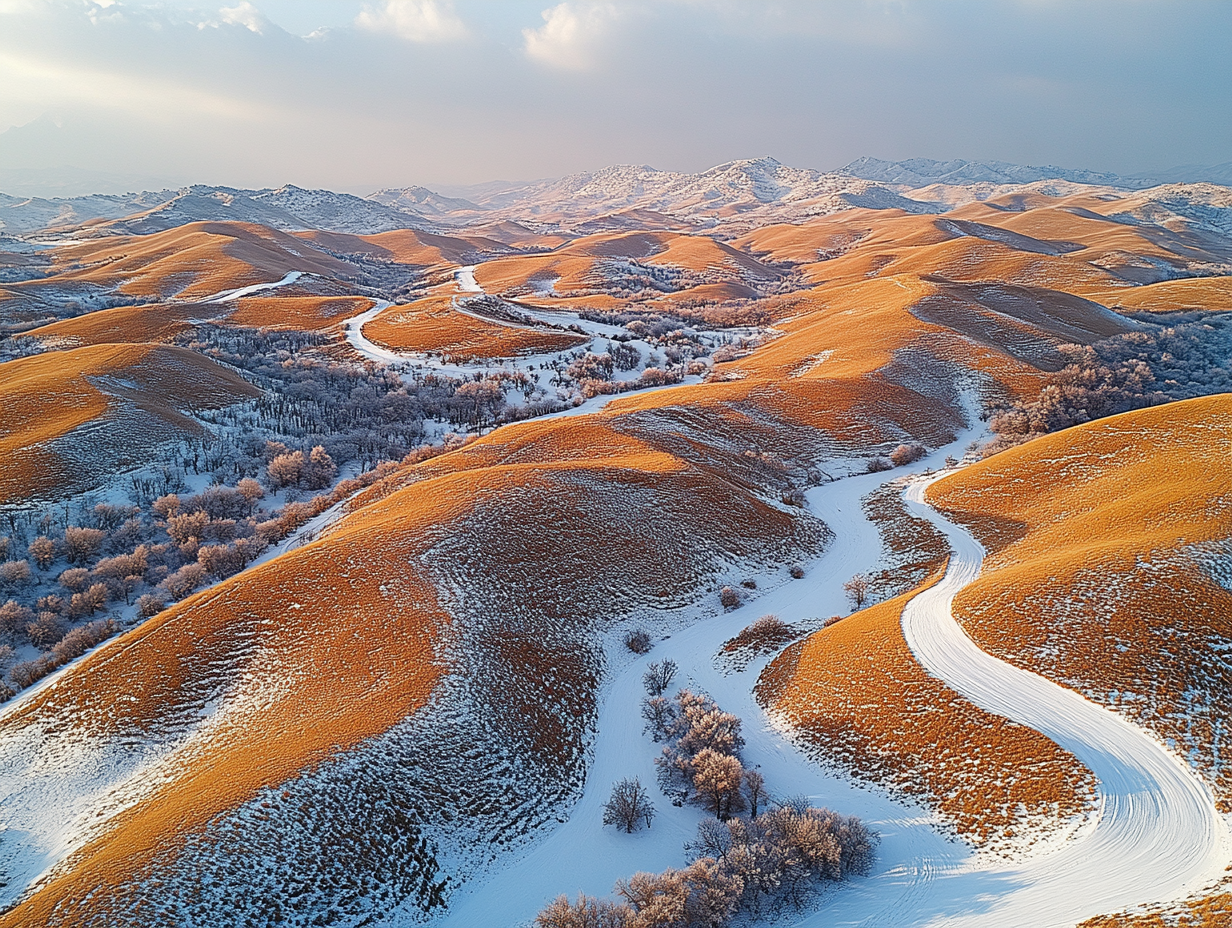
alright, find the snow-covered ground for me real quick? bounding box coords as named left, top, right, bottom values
left=895, top=477, right=1231, bottom=927
left=433, top=420, right=1231, bottom=927
left=199, top=269, right=305, bottom=304
left=454, top=265, right=482, bottom=293
left=434, top=428, right=976, bottom=928
left=344, top=298, right=404, bottom=364
left=338, top=272, right=718, bottom=421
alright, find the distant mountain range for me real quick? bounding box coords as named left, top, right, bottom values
left=3, top=156, right=1231, bottom=239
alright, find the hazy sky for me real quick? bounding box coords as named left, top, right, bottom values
left=0, top=0, right=1228, bottom=193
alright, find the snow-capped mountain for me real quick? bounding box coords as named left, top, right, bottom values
left=102, top=185, right=427, bottom=236
left=4, top=157, right=1231, bottom=240
left=0, top=184, right=429, bottom=238
left=429, top=157, right=939, bottom=226
left=840, top=156, right=1156, bottom=190
left=0, top=190, right=179, bottom=236
left=367, top=185, right=482, bottom=218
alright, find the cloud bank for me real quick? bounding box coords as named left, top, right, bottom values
left=0, top=0, right=1227, bottom=194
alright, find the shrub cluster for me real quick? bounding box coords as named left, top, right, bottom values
left=651, top=689, right=747, bottom=818
left=988, top=318, right=1232, bottom=451
left=549, top=683, right=876, bottom=927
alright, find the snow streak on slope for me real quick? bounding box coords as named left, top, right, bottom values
left=899, top=478, right=1230, bottom=928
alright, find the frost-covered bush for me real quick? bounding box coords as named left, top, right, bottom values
left=655, top=689, right=746, bottom=809
left=541, top=805, right=876, bottom=926
left=988, top=319, right=1232, bottom=450
left=889, top=443, right=927, bottom=467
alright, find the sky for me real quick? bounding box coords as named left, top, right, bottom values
left=0, top=0, right=1228, bottom=195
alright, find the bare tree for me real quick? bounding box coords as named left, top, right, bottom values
left=603, top=777, right=656, bottom=834
left=623, top=629, right=652, bottom=654
left=890, top=443, right=927, bottom=467
left=26, top=612, right=66, bottom=649
left=0, top=600, right=32, bottom=646
left=642, top=659, right=678, bottom=696
left=64, top=527, right=105, bottom=564
left=58, top=567, right=90, bottom=593
left=743, top=769, right=766, bottom=818
left=0, top=560, right=31, bottom=590
left=843, top=574, right=870, bottom=610
left=641, top=696, right=677, bottom=742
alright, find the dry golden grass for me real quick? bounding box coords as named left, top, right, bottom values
left=1087, top=276, right=1232, bottom=314
left=227, top=294, right=375, bottom=331
left=44, top=221, right=352, bottom=300
left=295, top=228, right=505, bottom=268
left=929, top=394, right=1232, bottom=804
left=0, top=343, right=257, bottom=504
left=7, top=196, right=1213, bottom=916
left=0, top=380, right=828, bottom=921
left=21, top=302, right=206, bottom=346
left=471, top=229, right=776, bottom=304
left=1080, top=892, right=1232, bottom=928
left=360, top=294, right=586, bottom=361
left=758, top=577, right=1096, bottom=845
left=0, top=502, right=452, bottom=927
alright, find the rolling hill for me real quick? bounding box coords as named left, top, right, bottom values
left=0, top=160, right=1230, bottom=928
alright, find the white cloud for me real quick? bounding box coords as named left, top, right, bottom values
left=0, top=49, right=271, bottom=124
left=522, top=2, right=617, bottom=71
left=355, top=0, right=467, bottom=43
left=219, top=2, right=265, bottom=34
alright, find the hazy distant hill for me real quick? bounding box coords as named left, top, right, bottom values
left=4, top=157, right=1232, bottom=239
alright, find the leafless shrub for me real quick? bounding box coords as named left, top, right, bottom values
left=781, top=487, right=806, bottom=507
left=721, top=615, right=800, bottom=668
left=602, top=777, right=656, bottom=834
left=624, top=629, right=653, bottom=654
left=58, top=567, right=90, bottom=593
left=789, top=564, right=805, bottom=579
left=0, top=600, right=33, bottom=645
left=641, top=696, right=677, bottom=742
left=26, top=612, right=66, bottom=649
left=643, top=659, right=678, bottom=696
left=64, top=527, right=106, bottom=564
left=137, top=593, right=167, bottom=618
left=719, top=586, right=742, bottom=610
left=69, top=583, right=109, bottom=618
left=152, top=493, right=182, bottom=519
left=161, top=563, right=207, bottom=599
left=10, top=658, right=54, bottom=689
left=0, top=560, right=31, bottom=589
left=535, top=893, right=629, bottom=928
left=167, top=510, right=209, bottom=545
left=843, top=573, right=870, bottom=609
left=865, top=456, right=893, bottom=473
left=52, top=619, right=118, bottom=663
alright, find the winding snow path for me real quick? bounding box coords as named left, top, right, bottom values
left=343, top=299, right=402, bottom=364
left=895, top=477, right=1229, bottom=927
left=200, top=270, right=305, bottom=304
left=435, top=440, right=1229, bottom=928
